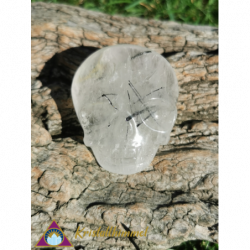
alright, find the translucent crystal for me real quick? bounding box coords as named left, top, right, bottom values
left=72, top=44, right=179, bottom=175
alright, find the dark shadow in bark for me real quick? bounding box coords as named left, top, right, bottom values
left=74, top=245, right=85, bottom=250
left=38, top=46, right=98, bottom=140
left=121, top=222, right=140, bottom=250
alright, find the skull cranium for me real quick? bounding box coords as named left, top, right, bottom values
left=72, top=44, right=178, bottom=175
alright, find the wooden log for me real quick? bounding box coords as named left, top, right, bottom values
left=31, top=2, right=218, bottom=249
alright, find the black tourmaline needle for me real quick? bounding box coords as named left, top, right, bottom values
left=99, top=94, right=118, bottom=110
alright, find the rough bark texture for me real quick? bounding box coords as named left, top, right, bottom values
left=31, top=2, right=218, bottom=250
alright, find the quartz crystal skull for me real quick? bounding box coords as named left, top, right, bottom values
left=72, top=44, right=178, bottom=175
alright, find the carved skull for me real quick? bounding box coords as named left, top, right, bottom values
left=72, top=44, right=178, bottom=175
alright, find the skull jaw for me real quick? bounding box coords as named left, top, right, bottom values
left=84, top=125, right=171, bottom=175
left=91, top=144, right=159, bottom=175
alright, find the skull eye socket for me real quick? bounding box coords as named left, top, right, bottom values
left=80, top=102, right=118, bottom=133
left=139, top=97, right=177, bottom=133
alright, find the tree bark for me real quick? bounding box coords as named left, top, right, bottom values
left=31, top=2, right=218, bottom=249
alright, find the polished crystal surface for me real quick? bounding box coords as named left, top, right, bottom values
left=72, top=44, right=179, bottom=175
